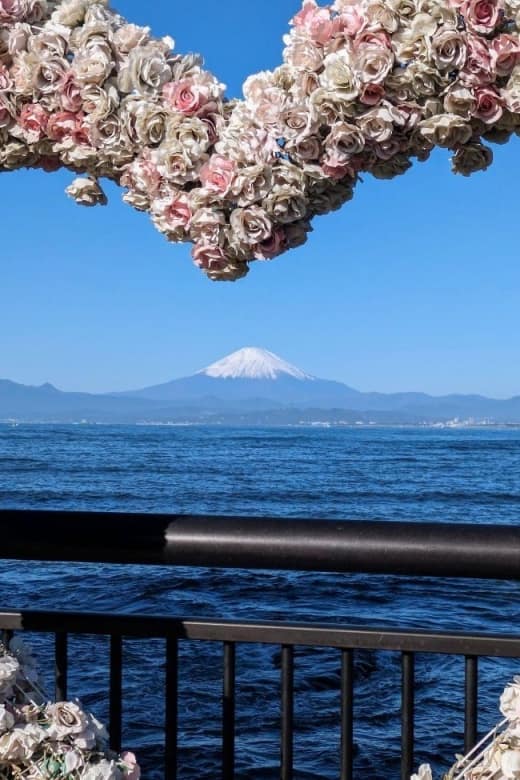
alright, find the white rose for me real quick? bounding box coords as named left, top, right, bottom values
left=418, top=113, right=473, bottom=148
left=501, top=681, right=520, bottom=722
left=0, top=723, right=46, bottom=762
left=113, top=23, right=151, bottom=54
left=117, top=43, right=171, bottom=97
left=358, top=104, right=397, bottom=142
left=444, top=85, right=476, bottom=119
left=66, top=177, right=107, bottom=207
left=354, top=43, right=394, bottom=85
left=411, top=765, right=432, bottom=780
left=51, top=0, right=88, bottom=27
left=325, top=122, right=365, bottom=161
left=230, top=164, right=273, bottom=207
left=283, top=31, right=324, bottom=71
left=502, top=750, right=520, bottom=780
left=189, top=207, right=226, bottom=245
left=73, top=45, right=113, bottom=85
left=0, top=705, right=14, bottom=735
left=0, top=654, right=19, bottom=692
left=431, top=28, right=467, bottom=71
left=230, top=206, right=273, bottom=246
left=263, top=185, right=308, bottom=225
left=65, top=749, right=85, bottom=773
left=320, top=52, right=359, bottom=100
left=45, top=700, right=90, bottom=740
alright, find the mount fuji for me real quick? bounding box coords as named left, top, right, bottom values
left=120, top=347, right=360, bottom=407
left=2, top=347, right=520, bottom=423
left=118, top=347, right=520, bottom=421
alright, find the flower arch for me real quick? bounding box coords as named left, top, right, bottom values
left=0, top=0, right=519, bottom=281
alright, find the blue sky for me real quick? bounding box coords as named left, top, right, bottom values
left=1, top=0, right=519, bottom=397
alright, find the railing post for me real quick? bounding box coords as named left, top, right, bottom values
left=340, top=648, right=354, bottom=780
left=401, top=651, right=415, bottom=780
left=281, top=645, right=294, bottom=780
left=465, top=656, right=479, bottom=752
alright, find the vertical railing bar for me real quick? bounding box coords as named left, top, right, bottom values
left=401, top=651, right=415, bottom=780
left=340, top=649, right=354, bottom=780
left=55, top=632, right=68, bottom=701
left=280, top=645, right=294, bottom=780
left=222, top=641, right=236, bottom=780
left=281, top=644, right=294, bottom=780
left=165, top=637, right=178, bottom=780
left=109, top=634, right=122, bottom=753
left=465, top=655, right=479, bottom=752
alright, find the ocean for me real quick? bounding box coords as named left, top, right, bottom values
left=0, top=424, right=519, bottom=779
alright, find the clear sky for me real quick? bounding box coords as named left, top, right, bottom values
left=1, top=0, right=519, bottom=398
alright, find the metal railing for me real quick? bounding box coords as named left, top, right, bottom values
left=1, top=510, right=520, bottom=780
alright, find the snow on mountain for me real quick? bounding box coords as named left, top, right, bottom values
left=199, top=347, right=314, bottom=381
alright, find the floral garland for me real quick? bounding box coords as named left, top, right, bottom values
left=0, top=636, right=139, bottom=779
left=413, top=678, right=520, bottom=780
left=0, top=0, right=519, bottom=280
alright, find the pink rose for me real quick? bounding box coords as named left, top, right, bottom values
left=291, top=1, right=342, bottom=44
left=121, top=157, right=162, bottom=195
left=461, top=0, right=501, bottom=34
left=360, top=83, right=385, bottom=105
left=121, top=752, right=141, bottom=780
left=308, top=11, right=343, bottom=45
left=493, top=34, right=520, bottom=77
left=192, top=244, right=227, bottom=272
left=162, top=194, right=192, bottom=230
left=473, top=86, right=503, bottom=123
left=292, top=1, right=319, bottom=28
left=321, top=158, right=354, bottom=180
left=19, top=103, right=49, bottom=141
left=59, top=73, right=83, bottom=113
left=340, top=8, right=367, bottom=37
left=461, top=35, right=495, bottom=86
left=354, top=30, right=391, bottom=50
left=199, top=154, right=235, bottom=194
left=163, top=80, right=209, bottom=116
left=253, top=228, right=286, bottom=260
left=0, top=0, right=26, bottom=21
left=47, top=112, right=81, bottom=142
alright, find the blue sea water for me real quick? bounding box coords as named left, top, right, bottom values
left=1, top=424, right=520, bottom=779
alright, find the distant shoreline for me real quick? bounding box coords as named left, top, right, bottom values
left=2, top=420, right=520, bottom=430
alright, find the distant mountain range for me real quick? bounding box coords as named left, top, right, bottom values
left=2, top=347, right=520, bottom=425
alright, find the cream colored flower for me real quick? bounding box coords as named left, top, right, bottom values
left=117, top=43, right=171, bottom=96
left=431, top=28, right=467, bottom=70
left=230, top=164, right=273, bottom=206
left=354, top=43, right=394, bottom=84
left=0, top=705, right=14, bottom=735
left=283, top=30, right=324, bottom=71
left=418, top=113, right=473, bottom=147
left=0, top=724, right=46, bottom=762
left=444, top=84, right=477, bottom=119
left=320, top=51, right=360, bottom=99
left=358, top=104, right=397, bottom=141
left=66, top=176, right=107, bottom=206
left=45, top=700, right=89, bottom=739
left=263, top=184, right=308, bottom=224
left=230, top=205, right=273, bottom=246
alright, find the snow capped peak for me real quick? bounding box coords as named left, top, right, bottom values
left=199, top=347, right=314, bottom=381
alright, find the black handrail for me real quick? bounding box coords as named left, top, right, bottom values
left=0, top=509, right=519, bottom=578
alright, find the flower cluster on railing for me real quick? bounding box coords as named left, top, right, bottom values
left=1, top=0, right=519, bottom=280
left=412, top=678, right=520, bottom=779
left=0, top=636, right=139, bottom=779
